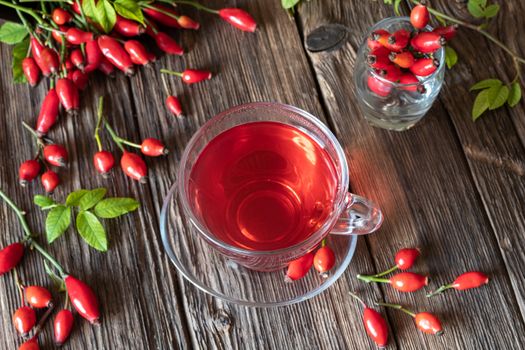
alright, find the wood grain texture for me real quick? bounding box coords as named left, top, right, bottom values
left=298, top=0, right=525, bottom=349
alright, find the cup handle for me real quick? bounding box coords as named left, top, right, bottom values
left=330, top=193, right=383, bottom=235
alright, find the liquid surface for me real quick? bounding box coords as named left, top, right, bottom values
left=188, top=122, right=338, bottom=251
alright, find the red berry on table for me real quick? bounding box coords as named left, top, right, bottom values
left=166, top=95, right=183, bottom=117
left=56, top=78, right=80, bottom=114
left=36, top=88, right=60, bottom=135
left=415, top=312, right=443, bottom=335
left=182, top=69, right=212, bottom=84
left=218, top=8, right=257, bottom=32
left=54, top=309, right=74, bottom=346
left=22, top=57, right=41, bottom=87
left=432, top=25, right=458, bottom=41
left=349, top=292, right=388, bottom=348
left=52, top=8, right=71, bottom=25
left=286, top=252, right=314, bottom=281
left=427, top=271, right=489, bottom=297
left=313, top=244, right=336, bottom=276
left=410, top=5, right=429, bottom=29
left=389, top=272, right=428, bottom=292
left=386, top=29, right=410, bottom=51
left=43, top=144, right=68, bottom=167
left=141, top=138, right=168, bottom=157
left=70, top=69, right=89, bottom=90
left=114, top=15, right=145, bottom=37
left=0, top=242, right=25, bottom=275
left=25, top=286, right=53, bottom=308
left=389, top=51, right=415, bottom=68
left=41, top=170, right=60, bottom=193
left=395, top=248, right=420, bottom=270
left=70, top=49, right=84, bottom=70
left=93, top=151, right=115, bottom=175
left=178, top=15, right=200, bottom=30
left=98, top=35, right=135, bottom=75
left=411, top=32, right=446, bottom=53
left=368, top=29, right=389, bottom=50
left=410, top=58, right=439, bottom=77
left=13, top=306, right=37, bottom=335
left=367, top=74, right=392, bottom=97
left=19, top=160, right=41, bottom=186
left=152, top=31, right=184, bottom=56
left=65, top=275, right=100, bottom=324
left=124, top=40, right=152, bottom=66
left=120, top=152, right=148, bottom=183
left=18, top=337, right=39, bottom=350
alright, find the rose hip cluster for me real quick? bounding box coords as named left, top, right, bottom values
left=285, top=239, right=336, bottom=281
left=0, top=190, right=100, bottom=350
left=353, top=247, right=489, bottom=347
left=18, top=123, right=69, bottom=193
left=366, top=4, right=457, bottom=97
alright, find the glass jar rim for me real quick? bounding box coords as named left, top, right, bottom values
left=366, top=16, right=446, bottom=87
left=176, top=102, right=351, bottom=257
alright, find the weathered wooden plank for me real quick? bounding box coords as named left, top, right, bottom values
left=424, top=0, right=525, bottom=322
left=128, top=1, right=398, bottom=349
left=298, top=0, right=525, bottom=349
left=0, top=41, right=191, bottom=349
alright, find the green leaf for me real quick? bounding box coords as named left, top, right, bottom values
left=82, top=0, right=96, bottom=17
left=488, top=85, right=509, bottom=110
left=12, top=38, right=29, bottom=84
left=44, top=261, right=66, bottom=292
left=508, top=82, right=522, bottom=107
left=76, top=211, right=108, bottom=251
left=483, top=4, right=499, bottom=18
left=0, top=22, right=28, bottom=44
left=467, top=0, right=485, bottom=18
left=93, top=0, right=117, bottom=33
left=46, top=205, right=71, bottom=243
left=393, top=0, right=402, bottom=15
left=34, top=195, right=56, bottom=208
left=472, top=89, right=490, bottom=120
left=94, top=198, right=140, bottom=218
left=66, top=189, right=89, bottom=206
left=281, top=0, right=300, bottom=9
left=79, top=188, right=107, bottom=210
left=445, top=47, right=458, bottom=69
left=114, top=0, right=144, bottom=24
left=470, top=78, right=502, bottom=91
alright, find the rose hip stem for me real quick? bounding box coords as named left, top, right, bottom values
left=0, top=189, right=66, bottom=278
left=376, top=301, right=444, bottom=335
left=94, top=96, right=105, bottom=153
left=103, top=120, right=141, bottom=152
left=372, top=248, right=421, bottom=277
left=426, top=271, right=489, bottom=297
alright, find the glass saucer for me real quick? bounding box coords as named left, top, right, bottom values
left=160, top=181, right=358, bottom=307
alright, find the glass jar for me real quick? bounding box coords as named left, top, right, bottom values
left=354, top=17, right=445, bottom=131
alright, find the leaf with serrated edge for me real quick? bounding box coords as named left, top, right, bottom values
left=0, top=22, right=28, bottom=44
left=445, top=47, right=458, bottom=69
left=93, top=0, right=117, bottom=33
left=114, top=0, right=144, bottom=24
left=470, top=79, right=501, bottom=91
left=46, top=206, right=71, bottom=243
left=94, top=198, right=139, bottom=218
left=472, top=89, right=490, bottom=120
left=483, top=4, right=499, bottom=18
left=12, top=38, right=29, bottom=84
left=34, top=195, right=56, bottom=208
left=489, top=85, right=509, bottom=110
left=79, top=188, right=107, bottom=210
left=508, top=82, right=522, bottom=107
left=77, top=211, right=108, bottom=251
left=66, top=189, right=89, bottom=206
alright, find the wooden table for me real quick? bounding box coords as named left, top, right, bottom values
left=1, top=1, right=525, bottom=349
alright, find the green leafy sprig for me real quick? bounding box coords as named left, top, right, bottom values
left=34, top=188, right=140, bottom=252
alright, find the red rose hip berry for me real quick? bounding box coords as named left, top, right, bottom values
left=19, top=160, right=41, bottom=186
left=0, top=242, right=25, bottom=275
left=410, top=5, right=429, bottom=29
left=65, top=275, right=100, bottom=324
left=43, top=144, right=68, bottom=167
left=427, top=271, right=489, bottom=297
left=286, top=252, right=314, bottom=281
left=349, top=292, right=388, bottom=348
left=54, top=309, right=74, bottom=346
left=41, top=170, right=60, bottom=193
left=25, top=286, right=53, bottom=308
left=141, top=138, right=168, bottom=157
left=93, top=151, right=115, bottom=175
left=13, top=306, right=37, bottom=335
left=120, top=152, right=148, bottom=183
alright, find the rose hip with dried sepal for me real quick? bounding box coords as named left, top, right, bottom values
left=19, top=160, right=41, bottom=186
left=56, top=78, right=80, bottom=114
left=160, top=68, right=212, bottom=84
left=41, top=170, right=60, bottom=193
left=65, top=275, right=100, bottom=324
left=124, top=40, right=152, bottom=66
left=25, top=286, right=53, bottom=308
left=410, top=58, right=439, bottom=77
left=70, top=49, right=84, bottom=70
left=54, top=309, right=74, bottom=346
left=0, top=242, right=25, bottom=275
left=427, top=271, right=489, bottom=297
left=367, top=47, right=391, bottom=69
left=349, top=292, right=388, bottom=348
left=399, top=73, right=425, bottom=93
left=368, top=29, right=389, bottom=50
left=120, top=152, right=148, bottom=183
left=98, top=35, right=135, bottom=75
left=376, top=302, right=444, bottom=335
left=357, top=272, right=428, bottom=292
left=286, top=252, right=314, bottom=281
left=386, top=29, right=410, bottom=51
left=140, top=138, right=169, bottom=157
left=114, top=15, right=145, bottom=37
left=93, top=151, right=115, bottom=176
left=166, top=95, right=183, bottom=117
left=411, top=32, right=446, bottom=54
left=13, top=306, right=37, bottom=335
left=370, top=247, right=421, bottom=278
left=389, top=51, right=415, bottom=68
left=43, top=144, right=68, bottom=167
